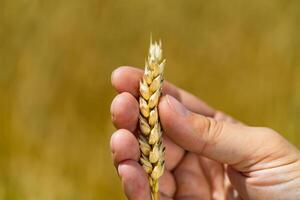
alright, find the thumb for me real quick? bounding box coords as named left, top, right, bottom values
left=159, top=95, right=290, bottom=170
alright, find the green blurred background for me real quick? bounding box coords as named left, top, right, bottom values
left=0, top=0, right=299, bottom=199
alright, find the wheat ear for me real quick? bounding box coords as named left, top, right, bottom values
left=139, top=39, right=165, bottom=200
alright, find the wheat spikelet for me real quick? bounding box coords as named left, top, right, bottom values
left=139, top=39, right=165, bottom=200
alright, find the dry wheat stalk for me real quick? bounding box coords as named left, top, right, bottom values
left=138, top=39, right=165, bottom=200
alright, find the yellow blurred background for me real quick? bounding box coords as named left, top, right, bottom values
left=0, top=0, right=299, bottom=199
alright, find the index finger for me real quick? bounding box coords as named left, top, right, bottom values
left=111, top=66, right=216, bottom=117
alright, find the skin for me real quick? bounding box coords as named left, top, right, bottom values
left=110, top=66, right=300, bottom=200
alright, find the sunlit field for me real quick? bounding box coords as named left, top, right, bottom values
left=0, top=0, right=299, bottom=199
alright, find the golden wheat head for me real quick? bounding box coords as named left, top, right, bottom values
left=138, top=39, right=165, bottom=200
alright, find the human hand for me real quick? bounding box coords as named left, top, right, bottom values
left=110, top=66, right=300, bottom=200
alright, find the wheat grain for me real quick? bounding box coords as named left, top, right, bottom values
left=138, top=39, right=165, bottom=200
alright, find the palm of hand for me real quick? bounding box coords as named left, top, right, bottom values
left=158, top=135, right=240, bottom=200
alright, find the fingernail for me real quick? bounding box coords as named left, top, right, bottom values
left=166, top=95, right=189, bottom=117
left=111, top=68, right=118, bottom=86
left=110, top=97, right=117, bottom=120
left=118, top=163, right=125, bottom=176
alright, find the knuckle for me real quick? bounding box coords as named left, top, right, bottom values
left=214, top=110, right=237, bottom=123
left=254, top=127, right=285, bottom=147
left=214, top=111, right=227, bottom=121
left=255, top=127, right=278, bottom=139
left=205, top=118, right=224, bottom=145
left=193, top=115, right=224, bottom=153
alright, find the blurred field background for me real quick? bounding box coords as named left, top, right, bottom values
left=0, top=0, right=299, bottom=199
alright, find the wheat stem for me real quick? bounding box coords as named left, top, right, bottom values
left=138, top=39, right=165, bottom=200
